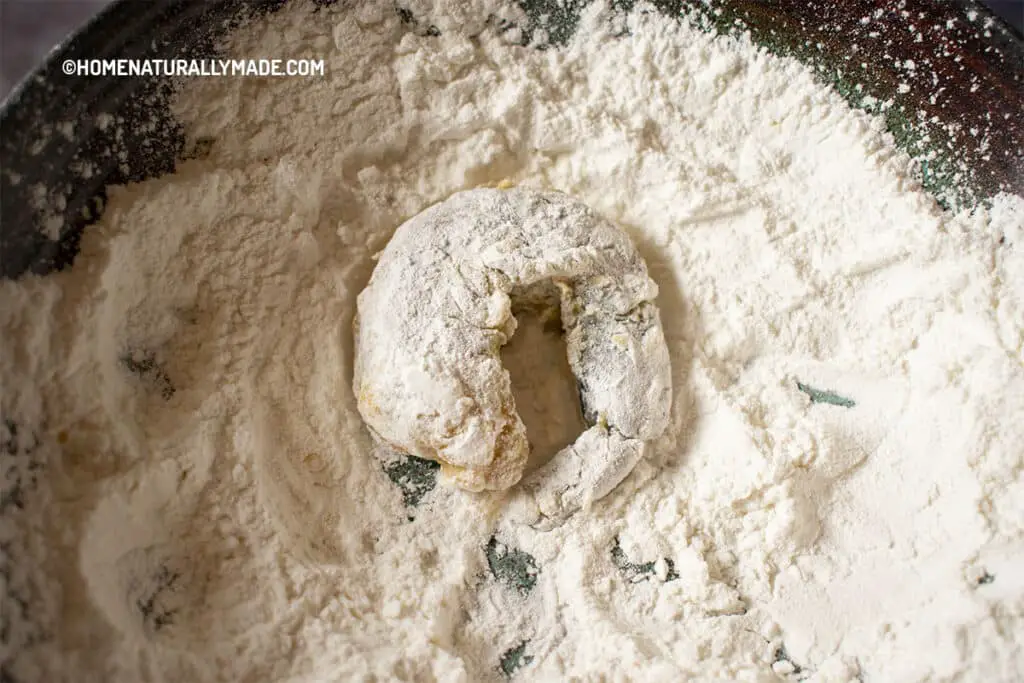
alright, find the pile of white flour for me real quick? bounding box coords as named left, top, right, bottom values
left=2, top=1, right=1023, bottom=681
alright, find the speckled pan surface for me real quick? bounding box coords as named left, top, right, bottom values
left=0, top=0, right=1021, bottom=281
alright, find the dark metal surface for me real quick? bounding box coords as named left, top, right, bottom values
left=710, top=0, right=1023, bottom=203
left=1, top=0, right=1022, bottom=280
left=0, top=0, right=287, bottom=279
left=987, top=1, right=1024, bottom=33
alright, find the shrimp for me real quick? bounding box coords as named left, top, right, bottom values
left=353, top=188, right=671, bottom=523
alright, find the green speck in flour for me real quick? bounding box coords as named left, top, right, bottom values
left=796, top=381, right=856, bottom=408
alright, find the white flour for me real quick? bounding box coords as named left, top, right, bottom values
left=2, top=1, right=1023, bottom=682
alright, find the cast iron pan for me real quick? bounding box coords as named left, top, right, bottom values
left=0, top=3, right=1020, bottom=681
left=0, top=0, right=1022, bottom=282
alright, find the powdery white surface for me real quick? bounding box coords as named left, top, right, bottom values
left=354, top=187, right=671, bottom=508
left=1, top=1, right=1023, bottom=681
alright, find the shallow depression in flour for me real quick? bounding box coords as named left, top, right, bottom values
left=2, top=1, right=1023, bottom=681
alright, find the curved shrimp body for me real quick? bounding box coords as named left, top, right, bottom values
left=354, top=188, right=671, bottom=519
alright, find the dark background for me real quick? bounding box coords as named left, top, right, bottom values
left=1, top=0, right=1022, bottom=99
left=990, top=0, right=1024, bottom=32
